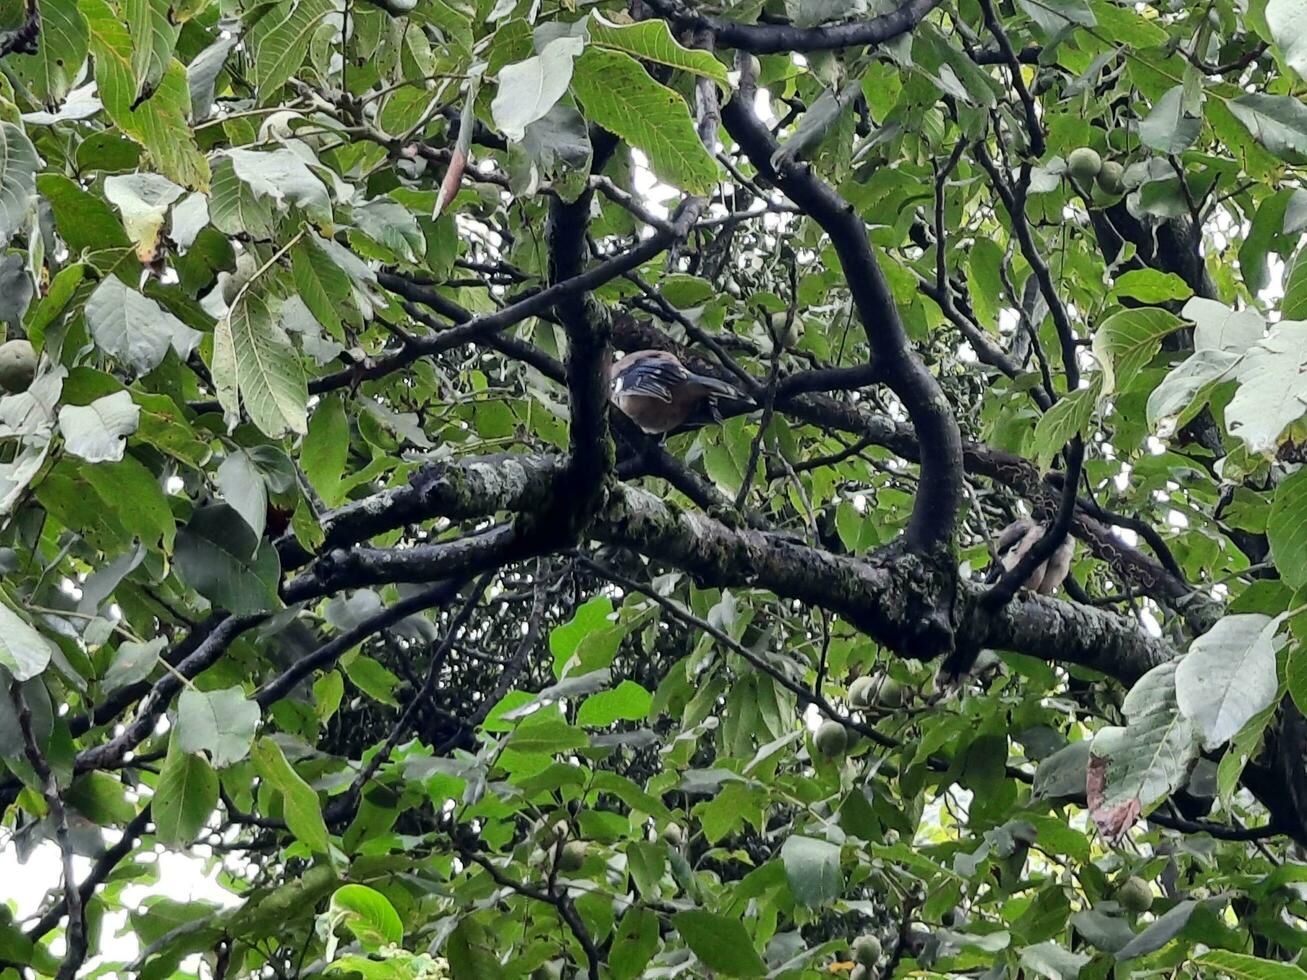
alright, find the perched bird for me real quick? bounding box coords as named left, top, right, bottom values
left=987, top=517, right=1075, bottom=594
left=934, top=518, right=1076, bottom=696
left=608, top=350, right=743, bottom=434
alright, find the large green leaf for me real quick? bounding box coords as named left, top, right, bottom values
left=571, top=47, right=719, bottom=194
left=80, top=0, right=208, bottom=188
left=126, top=0, right=178, bottom=105
left=672, top=910, right=766, bottom=977
left=1266, top=0, right=1307, bottom=80
left=153, top=739, right=219, bottom=846
left=491, top=35, right=584, bottom=142
left=85, top=276, right=204, bottom=374
left=251, top=737, right=331, bottom=854
left=174, top=503, right=281, bottom=613
left=1092, top=307, right=1181, bottom=395
left=7, top=0, right=88, bottom=103
left=1175, top=614, right=1281, bottom=750
left=175, top=686, right=261, bottom=767
left=220, top=290, right=308, bottom=438
left=588, top=13, right=728, bottom=86
left=0, top=122, right=38, bottom=246
left=249, top=0, right=336, bottom=104
left=1088, top=661, right=1199, bottom=837
left=0, top=602, right=53, bottom=680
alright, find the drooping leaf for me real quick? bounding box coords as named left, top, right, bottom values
left=251, top=736, right=331, bottom=853
left=153, top=738, right=219, bottom=845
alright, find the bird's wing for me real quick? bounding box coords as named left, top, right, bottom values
left=1037, top=535, right=1076, bottom=594
left=615, top=358, right=690, bottom=402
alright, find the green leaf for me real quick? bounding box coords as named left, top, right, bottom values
left=302, top=393, right=349, bottom=505
left=249, top=0, right=336, bottom=104
left=153, top=738, right=218, bottom=846
left=780, top=834, right=843, bottom=907
left=101, top=637, right=165, bottom=693
left=127, top=0, right=178, bottom=105
left=1196, top=950, right=1307, bottom=979
left=209, top=157, right=278, bottom=239
left=175, top=685, right=261, bottom=768
left=507, top=719, right=588, bottom=754
left=343, top=655, right=401, bottom=707
left=575, top=680, right=651, bottom=726
left=7, top=0, right=88, bottom=103
left=1089, top=662, right=1200, bottom=836
left=1266, top=0, right=1307, bottom=81
left=1228, top=94, right=1307, bottom=160
left=1093, top=307, right=1181, bottom=395
left=174, top=504, right=281, bottom=613
left=672, top=910, right=766, bottom=977
left=1114, top=900, right=1198, bottom=960
left=491, top=35, right=583, bottom=141
left=222, top=290, right=309, bottom=438
left=1175, top=614, right=1281, bottom=749
left=1017, top=0, right=1094, bottom=35
left=0, top=122, right=39, bottom=246
left=328, top=884, right=403, bottom=951
left=1111, top=269, right=1193, bottom=304
left=571, top=47, right=719, bottom=194
left=588, top=12, right=727, bottom=86
left=57, top=391, right=140, bottom=463
left=1270, top=468, right=1307, bottom=590
left=1019, top=941, right=1090, bottom=980
left=610, top=907, right=659, bottom=980
left=223, top=147, right=331, bottom=223
left=0, top=602, right=54, bottom=680
left=37, top=173, right=132, bottom=255
left=1031, top=380, right=1098, bottom=471
left=82, top=454, right=176, bottom=551
left=81, top=0, right=208, bottom=188
left=1283, top=247, right=1307, bottom=320
left=252, top=736, right=331, bottom=854
left=1139, top=85, right=1202, bottom=155
left=217, top=450, right=268, bottom=540
left=85, top=277, right=204, bottom=374
left=1226, top=318, right=1307, bottom=454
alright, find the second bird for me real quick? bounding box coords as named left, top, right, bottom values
left=609, top=350, right=743, bottom=434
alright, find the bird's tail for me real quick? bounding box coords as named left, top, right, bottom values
left=686, top=372, right=743, bottom=400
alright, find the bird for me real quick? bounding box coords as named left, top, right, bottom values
left=987, top=517, right=1075, bottom=595
left=608, top=349, right=743, bottom=435
left=933, top=518, right=1076, bottom=697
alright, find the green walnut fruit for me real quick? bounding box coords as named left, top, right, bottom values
left=662, top=822, right=685, bottom=847
left=0, top=339, right=36, bottom=394
left=558, top=840, right=588, bottom=872
left=1096, top=160, right=1126, bottom=195
left=854, top=935, right=883, bottom=968
left=877, top=677, right=905, bottom=708
left=814, top=720, right=849, bottom=758
left=1118, top=876, right=1154, bottom=913
left=849, top=676, right=877, bottom=708
left=1067, top=147, right=1103, bottom=183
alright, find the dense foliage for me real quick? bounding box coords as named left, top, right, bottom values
left=7, top=0, right=1307, bottom=975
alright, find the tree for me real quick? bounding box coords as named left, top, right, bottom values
left=4, top=0, right=1307, bottom=974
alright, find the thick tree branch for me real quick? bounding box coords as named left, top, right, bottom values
left=643, top=0, right=941, bottom=53
left=723, top=62, right=963, bottom=556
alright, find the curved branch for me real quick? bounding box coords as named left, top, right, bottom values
left=722, top=66, right=963, bottom=555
